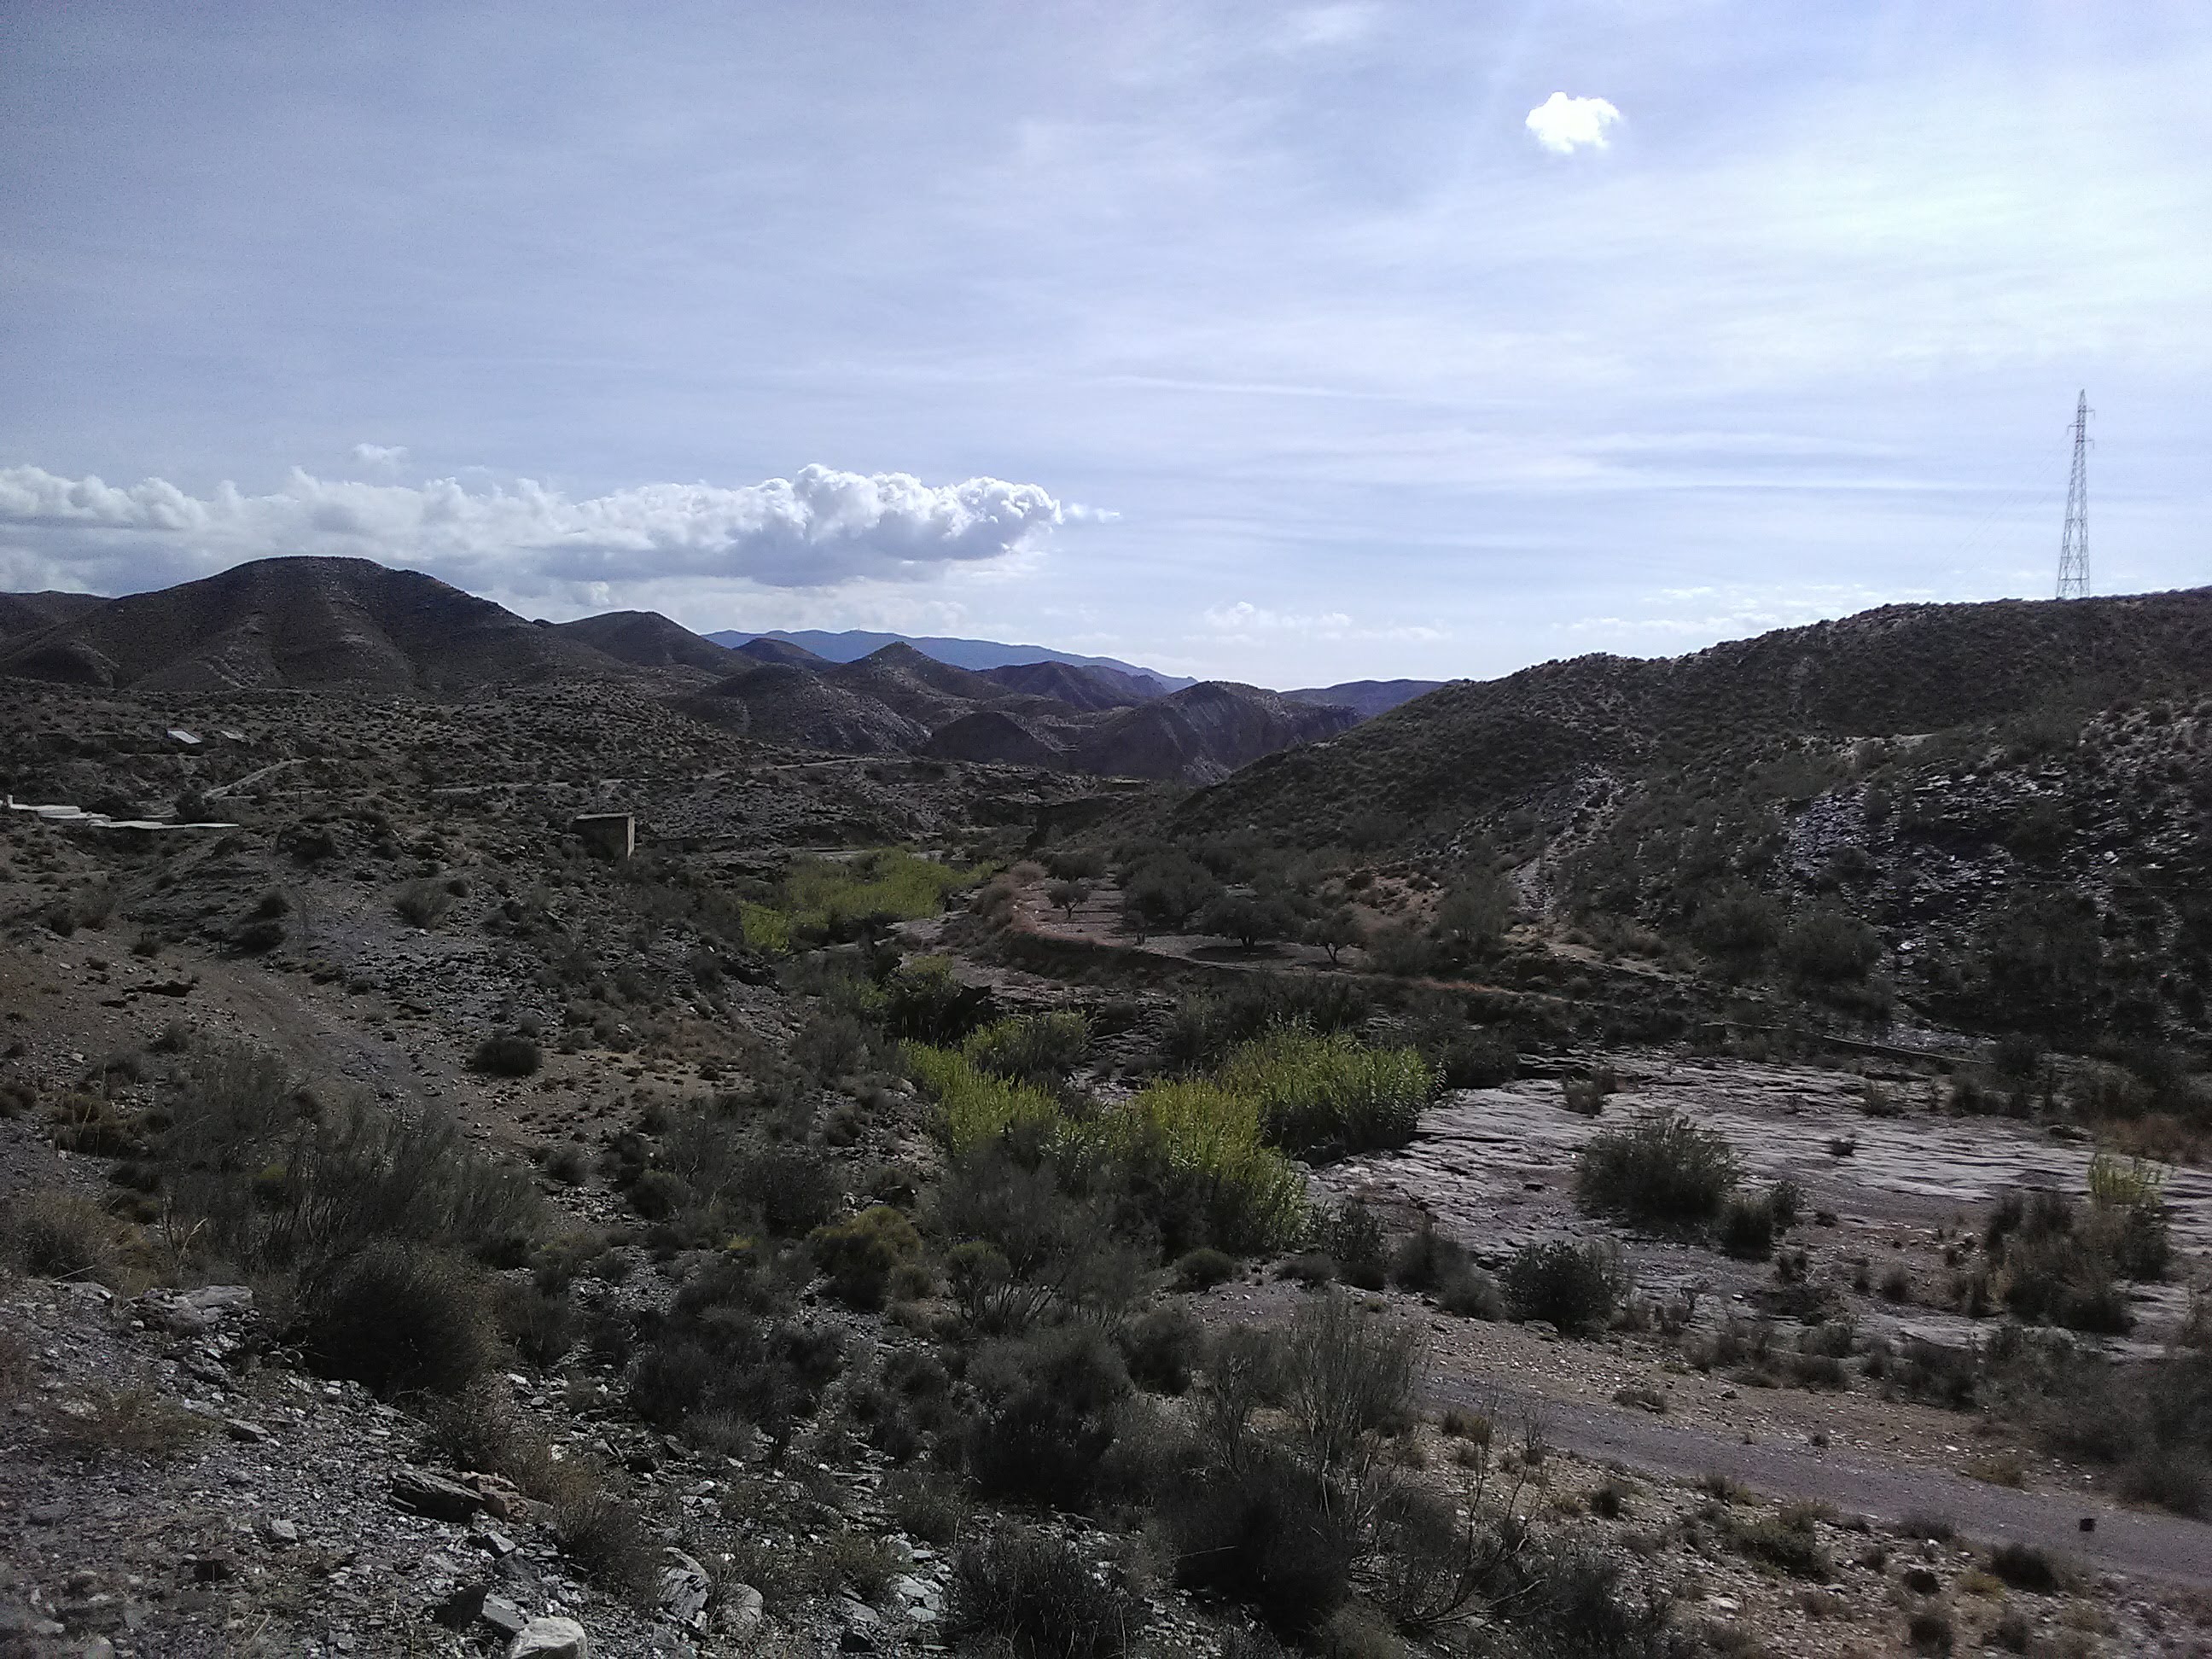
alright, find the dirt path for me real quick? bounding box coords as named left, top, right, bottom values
left=1431, top=1368, right=2212, bottom=1588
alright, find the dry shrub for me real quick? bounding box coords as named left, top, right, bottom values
left=950, top=1525, right=1145, bottom=1659
left=1, top=1189, right=137, bottom=1286
left=548, top=1473, right=662, bottom=1605
left=49, top=1383, right=213, bottom=1460
left=300, top=1242, right=494, bottom=1397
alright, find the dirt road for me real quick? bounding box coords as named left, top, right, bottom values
left=1432, top=1369, right=2212, bottom=1588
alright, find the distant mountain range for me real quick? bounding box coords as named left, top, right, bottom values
left=704, top=628, right=1196, bottom=693
left=0, top=559, right=1383, bottom=783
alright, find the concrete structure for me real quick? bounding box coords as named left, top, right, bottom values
left=572, top=812, right=635, bottom=859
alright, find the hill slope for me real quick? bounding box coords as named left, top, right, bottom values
left=0, top=557, right=626, bottom=693
left=1073, top=682, right=1359, bottom=784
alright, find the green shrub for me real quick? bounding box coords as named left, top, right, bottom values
left=1119, top=1306, right=1207, bottom=1394
left=808, top=1205, right=923, bottom=1310
left=1, top=1189, right=135, bottom=1284
left=300, top=1243, right=494, bottom=1396
left=963, top=1010, right=1091, bottom=1086
left=1313, top=1201, right=1388, bottom=1290
left=1162, top=975, right=1371, bottom=1070
left=881, top=955, right=994, bottom=1044
left=393, top=879, right=454, bottom=928
left=1575, top=1110, right=1740, bottom=1231
left=1985, top=1542, right=2057, bottom=1592
left=1163, top=1446, right=1358, bottom=1637
left=1502, top=1240, right=1627, bottom=1335
left=1218, top=1027, right=1436, bottom=1155
left=907, top=1044, right=1061, bottom=1150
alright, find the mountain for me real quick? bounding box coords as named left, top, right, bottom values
left=732, top=636, right=828, bottom=667
left=1069, top=682, right=1359, bottom=784
left=550, top=610, right=746, bottom=676
left=1283, top=678, right=1452, bottom=721
left=0, top=556, right=623, bottom=693
left=705, top=627, right=1193, bottom=692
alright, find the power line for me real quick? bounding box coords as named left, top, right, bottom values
left=2056, top=390, right=2091, bottom=599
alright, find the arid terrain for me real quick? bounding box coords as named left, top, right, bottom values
left=3, top=564, right=2209, bottom=1659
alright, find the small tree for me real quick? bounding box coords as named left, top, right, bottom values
left=1198, top=891, right=1300, bottom=952
left=1307, top=907, right=1365, bottom=966
left=1045, top=879, right=1089, bottom=919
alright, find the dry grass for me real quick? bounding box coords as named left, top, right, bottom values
left=48, top=1383, right=213, bottom=1459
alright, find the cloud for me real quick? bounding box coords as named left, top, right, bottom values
left=0, top=462, right=1078, bottom=601
left=1282, top=4, right=1382, bottom=50
left=1524, top=92, right=1621, bottom=155
left=1198, top=601, right=1443, bottom=643
left=350, top=443, right=407, bottom=467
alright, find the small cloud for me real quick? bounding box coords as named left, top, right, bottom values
left=350, top=443, right=408, bottom=468
left=1524, top=92, right=1621, bottom=155
left=1283, top=3, right=1382, bottom=49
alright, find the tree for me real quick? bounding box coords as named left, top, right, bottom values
left=1045, top=879, right=1089, bottom=920
left=1307, top=907, right=1365, bottom=966
left=1197, top=890, right=1299, bottom=952
left=1123, top=854, right=1220, bottom=933
left=1434, top=874, right=1513, bottom=962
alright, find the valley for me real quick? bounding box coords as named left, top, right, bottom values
left=0, top=566, right=2209, bottom=1659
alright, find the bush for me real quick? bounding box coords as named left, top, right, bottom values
left=1502, top=1240, right=1626, bottom=1335
left=1726, top=1508, right=1831, bottom=1580
left=1575, top=1111, right=1739, bottom=1231
left=1437, top=1266, right=1505, bottom=1319
left=393, top=879, right=454, bottom=928
left=549, top=1475, right=662, bottom=1605
left=470, top=1032, right=543, bottom=1077
left=969, top=1324, right=1132, bottom=1508
left=1163, top=1447, right=1359, bottom=1638
left=1173, top=1247, right=1239, bottom=1292
left=300, top=1243, right=494, bottom=1396
left=1279, top=1289, right=1423, bottom=1476
left=1119, top=1305, right=1207, bottom=1394
left=1984, top=1541, right=2057, bottom=1592
left=949, top=1526, right=1144, bottom=1659
left=963, top=1010, right=1092, bottom=1086
left=1, top=1189, right=134, bottom=1284
left=1716, top=1193, right=1778, bottom=1260
left=881, top=956, right=994, bottom=1045
left=1313, top=1201, right=1388, bottom=1290
left=1218, top=1028, right=1436, bottom=1155
left=808, top=1205, right=923, bottom=1310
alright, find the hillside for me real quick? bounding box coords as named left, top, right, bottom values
left=0, top=590, right=106, bottom=637
left=0, top=556, right=626, bottom=693
left=1183, top=588, right=2212, bottom=845
left=1167, top=586, right=2212, bottom=1042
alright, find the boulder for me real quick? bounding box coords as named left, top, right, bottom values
left=508, top=1616, right=590, bottom=1659
left=660, top=1550, right=710, bottom=1632
left=392, top=1469, right=485, bottom=1521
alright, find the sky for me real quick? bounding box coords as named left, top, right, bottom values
left=2, top=1, right=2208, bottom=687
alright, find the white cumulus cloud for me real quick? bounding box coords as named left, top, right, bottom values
left=350, top=443, right=408, bottom=467
left=1524, top=92, right=1621, bottom=155
left=0, top=462, right=1078, bottom=602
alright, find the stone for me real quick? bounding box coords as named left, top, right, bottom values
left=468, top=1471, right=532, bottom=1521
left=659, top=1550, right=710, bottom=1632
left=508, top=1615, right=591, bottom=1659
left=471, top=1526, right=518, bottom=1557
left=480, top=1595, right=531, bottom=1639
left=261, top=1518, right=300, bottom=1546
left=432, top=1582, right=487, bottom=1630
left=719, top=1584, right=764, bottom=1644
left=27, top=1503, right=68, bottom=1525
left=393, top=1468, right=484, bottom=1521
left=224, top=1417, right=270, bottom=1443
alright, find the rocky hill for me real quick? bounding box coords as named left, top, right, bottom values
left=1070, top=681, right=1359, bottom=785
left=1170, top=586, right=2212, bottom=1040
left=0, top=557, right=626, bottom=694
left=0, top=591, right=107, bottom=638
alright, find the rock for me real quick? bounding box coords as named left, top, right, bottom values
left=719, top=1584, right=764, bottom=1644
left=508, top=1615, right=591, bottom=1659
left=224, top=1417, right=270, bottom=1443
left=471, top=1526, right=519, bottom=1558
left=467, top=1471, right=532, bottom=1521
left=27, top=1503, right=68, bottom=1526
left=393, top=1468, right=485, bottom=1521
left=660, top=1550, right=710, bottom=1632
left=480, top=1595, right=531, bottom=1639
left=433, top=1582, right=488, bottom=1630
left=261, top=1518, right=300, bottom=1546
